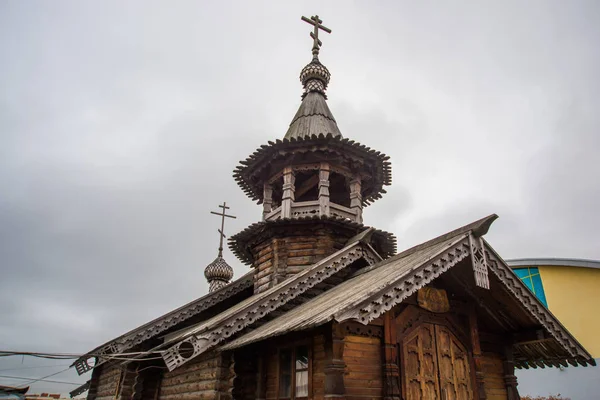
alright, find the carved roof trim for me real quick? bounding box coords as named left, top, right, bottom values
left=221, top=233, right=469, bottom=351
left=233, top=134, right=392, bottom=204
left=228, top=214, right=397, bottom=265
left=483, top=240, right=595, bottom=367
left=160, top=240, right=382, bottom=371
left=72, top=270, right=254, bottom=374
left=333, top=234, right=472, bottom=324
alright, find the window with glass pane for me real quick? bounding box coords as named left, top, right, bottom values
left=513, top=267, right=548, bottom=307
left=278, top=345, right=309, bottom=399
left=295, top=346, right=309, bottom=397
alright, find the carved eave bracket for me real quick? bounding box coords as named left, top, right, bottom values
left=469, top=234, right=490, bottom=289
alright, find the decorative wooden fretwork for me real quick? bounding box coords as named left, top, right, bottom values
left=469, top=234, right=490, bottom=289
left=161, top=243, right=379, bottom=371
left=336, top=236, right=471, bottom=324
left=73, top=273, right=253, bottom=375
left=342, top=321, right=383, bottom=338
left=483, top=239, right=593, bottom=366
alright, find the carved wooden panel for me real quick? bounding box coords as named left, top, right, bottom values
left=401, top=323, right=474, bottom=400
left=436, top=325, right=473, bottom=400
left=402, top=323, right=441, bottom=400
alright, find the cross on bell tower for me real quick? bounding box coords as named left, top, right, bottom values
left=301, top=15, right=332, bottom=60
left=204, top=202, right=236, bottom=293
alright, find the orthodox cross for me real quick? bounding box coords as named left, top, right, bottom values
left=301, top=15, right=332, bottom=59
left=210, top=202, right=236, bottom=257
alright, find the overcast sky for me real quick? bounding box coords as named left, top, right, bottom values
left=1, top=0, right=599, bottom=395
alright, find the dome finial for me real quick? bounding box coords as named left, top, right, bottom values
left=205, top=202, right=236, bottom=292
left=299, top=15, right=332, bottom=98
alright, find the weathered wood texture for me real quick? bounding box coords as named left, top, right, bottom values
left=263, top=334, right=326, bottom=400
left=480, top=352, right=508, bottom=400
left=158, top=351, right=232, bottom=400
left=343, top=335, right=383, bottom=400
left=251, top=225, right=350, bottom=293
left=93, top=366, right=121, bottom=400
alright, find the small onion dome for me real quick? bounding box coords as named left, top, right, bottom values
left=204, top=256, right=234, bottom=293
left=300, top=59, right=331, bottom=98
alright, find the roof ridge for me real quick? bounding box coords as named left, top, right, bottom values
left=353, top=214, right=498, bottom=277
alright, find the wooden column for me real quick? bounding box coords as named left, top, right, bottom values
left=263, top=183, right=273, bottom=220
left=318, top=162, right=330, bottom=217
left=468, top=309, right=486, bottom=400
left=255, top=351, right=267, bottom=400
left=349, top=176, right=362, bottom=224
left=383, top=312, right=401, bottom=400
left=503, top=345, right=520, bottom=400
left=324, top=323, right=346, bottom=400
left=281, top=167, right=295, bottom=219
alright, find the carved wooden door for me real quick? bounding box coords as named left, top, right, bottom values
left=435, top=325, right=473, bottom=400
left=401, top=323, right=473, bottom=400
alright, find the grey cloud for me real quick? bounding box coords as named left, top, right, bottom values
left=1, top=0, right=599, bottom=395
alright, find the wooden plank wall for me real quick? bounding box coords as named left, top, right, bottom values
left=94, top=366, right=121, bottom=400
left=481, top=352, right=508, bottom=400
left=343, top=335, right=383, bottom=400
left=158, top=352, right=231, bottom=400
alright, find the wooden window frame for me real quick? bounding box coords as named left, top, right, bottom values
left=275, top=340, right=312, bottom=400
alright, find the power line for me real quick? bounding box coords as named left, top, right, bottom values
left=0, top=364, right=71, bottom=373
left=0, top=350, right=164, bottom=363
left=0, top=374, right=80, bottom=386
left=14, top=366, right=73, bottom=388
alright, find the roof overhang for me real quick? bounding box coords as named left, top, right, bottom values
left=507, top=257, right=600, bottom=270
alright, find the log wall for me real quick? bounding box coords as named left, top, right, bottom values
left=94, top=366, right=121, bottom=400
left=251, top=225, right=350, bottom=293
left=158, top=351, right=232, bottom=400
left=481, top=352, right=508, bottom=400
left=312, top=334, right=326, bottom=400
left=343, top=335, right=383, bottom=400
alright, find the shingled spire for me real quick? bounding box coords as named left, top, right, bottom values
left=284, top=15, right=342, bottom=140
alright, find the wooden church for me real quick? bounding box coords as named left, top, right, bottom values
left=72, top=15, right=595, bottom=400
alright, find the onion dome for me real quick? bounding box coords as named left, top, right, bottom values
left=300, top=58, right=331, bottom=98
left=204, top=256, right=234, bottom=293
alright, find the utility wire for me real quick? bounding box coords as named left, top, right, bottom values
left=13, top=366, right=73, bottom=388
left=0, top=350, right=165, bottom=363
left=0, top=374, right=80, bottom=386
left=0, top=364, right=72, bottom=373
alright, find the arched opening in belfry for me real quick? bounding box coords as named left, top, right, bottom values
left=329, top=172, right=351, bottom=208
left=294, top=170, right=320, bottom=203
left=271, top=179, right=283, bottom=209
